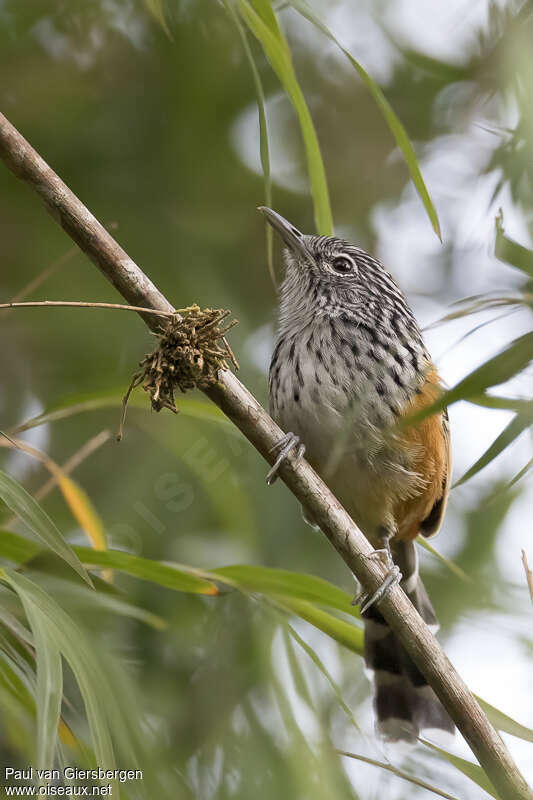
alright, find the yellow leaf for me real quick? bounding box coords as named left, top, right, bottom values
left=58, top=719, right=79, bottom=750
left=55, top=474, right=112, bottom=582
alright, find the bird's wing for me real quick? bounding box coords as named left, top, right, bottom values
left=419, top=408, right=451, bottom=538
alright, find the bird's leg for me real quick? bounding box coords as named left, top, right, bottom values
left=266, top=432, right=305, bottom=485
left=352, top=526, right=402, bottom=613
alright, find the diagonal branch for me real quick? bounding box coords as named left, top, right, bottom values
left=0, top=111, right=531, bottom=800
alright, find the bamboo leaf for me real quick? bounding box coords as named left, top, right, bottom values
left=237, top=0, right=333, bottom=235
left=425, top=296, right=526, bottom=329
left=3, top=529, right=533, bottom=747
left=282, top=625, right=314, bottom=708
left=338, top=750, right=460, bottom=800
left=76, top=547, right=219, bottom=595
left=212, top=564, right=358, bottom=615
left=222, top=0, right=275, bottom=285
left=56, top=476, right=107, bottom=551
left=405, top=333, right=533, bottom=424
left=417, top=538, right=472, bottom=583
left=144, top=0, right=173, bottom=39
left=248, top=0, right=285, bottom=37
left=454, top=412, right=532, bottom=487
left=468, top=394, right=532, bottom=413
left=287, top=623, right=360, bottom=731
left=2, top=570, right=119, bottom=795
left=0, top=431, right=110, bottom=569
left=0, top=603, right=34, bottom=645
left=289, top=0, right=441, bottom=240
left=0, top=471, right=91, bottom=587
left=443, top=333, right=533, bottom=402
left=0, top=649, right=36, bottom=718
left=15, top=592, right=63, bottom=776
left=503, top=456, right=533, bottom=491
left=55, top=476, right=112, bottom=582
left=421, top=739, right=500, bottom=799
left=2, top=529, right=361, bottom=611
left=272, top=596, right=364, bottom=656
left=11, top=388, right=233, bottom=435
left=475, top=695, right=533, bottom=743
left=495, top=210, right=533, bottom=278
left=41, top=573, right=167, bottom=631
left=0, top=530, right=218, bottom=595
left=0, top=529, right=39, bottom=562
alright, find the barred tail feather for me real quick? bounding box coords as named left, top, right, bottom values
left=363, top=541, right=454, bottom=742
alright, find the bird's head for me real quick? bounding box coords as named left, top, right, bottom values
left=259, top=206, right=363, bottom=288
left=259, top=207, right=406, bottom=329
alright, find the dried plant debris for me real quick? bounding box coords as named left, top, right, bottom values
left=118, top=305, right=238, bottom=440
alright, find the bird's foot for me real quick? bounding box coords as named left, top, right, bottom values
left=266, top=432, right=305, bottom=485
left=351, top=548, right=402, bottom=614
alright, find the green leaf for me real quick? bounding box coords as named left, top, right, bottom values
left=237, top=0, right=333, bottom=235
left=136, top=415, right=258, bottom=548
left=144, top=0, right=173, bottom=39
left=417, top=538, right=472, bottom=583
left=39, top=573, right=167, bottom=631
left=289, top=0, right=441, bottom=240
left=222, top=0, right=275, bottom=285
left=15, top=592, right=63, bottom=776
left=2, top=570, right=120, bottom=795
left=337, top=750, right=460, bottom=800
left=282, top=625, right=314, bottom=708
left=0, top=602, right=34, bottom=645
left=248, top=0, right=285, bottom=37
left=421, top=739, right=500, bottom=799
left=425, top=296, right=527, bottom=329
left=405, top=332, right=533, bottom=424
left=445, top=333, right=533, bottom=402
left=1, top=531, right=360, bottom=618
left=11, top=388, right=233, bottom=435
left=0, top=471, right=91, bottom=587
left=212, top=564, right=358, bottom=615
left=4, top=528, right=533, bottom=749
left=454, top=411, right=532, bottom=487
left=76, top=546, right=219, bottom=595
left=503, top=456, right=533, bottom=491
left=475, top=695, right=533, bottom=743
left=0, top=648, right=36, bottom=719
left=287, top=623, right=360, bottom=731
left=272, top=596, right=364, bottom=656
left=0, top=528, right=39, bottom=562
left=0, top=529, right=218, bottom=595
left=468, top=394, right=532, bottom=413
left=2, top=530, right=358, bottom=606
left=495, top=209, right=533, bottom=278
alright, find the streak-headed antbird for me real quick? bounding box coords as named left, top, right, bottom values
left=261, top=207, right=453, bottom=742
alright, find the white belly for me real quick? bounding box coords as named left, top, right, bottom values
left=270, top=335, right=422, bottom=539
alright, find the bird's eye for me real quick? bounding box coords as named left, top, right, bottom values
left=331, top=255, right=354, bottom=274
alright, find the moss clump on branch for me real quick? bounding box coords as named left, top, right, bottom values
left=118, top=305, right=238, bottom=439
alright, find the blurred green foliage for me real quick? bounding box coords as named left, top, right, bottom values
left=1, top=1, right=532, bottom=798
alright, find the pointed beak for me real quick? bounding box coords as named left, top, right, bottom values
left=258, top=207, right=310, bottom=261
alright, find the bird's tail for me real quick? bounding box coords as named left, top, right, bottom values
left=362, top=540, right=454, bottom=742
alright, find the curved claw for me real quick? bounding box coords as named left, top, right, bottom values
left=351, top=546, right=402, bottom=613
left=266, top=432, right=305, bottom=485
left=359, top=565, right=402, bottom=614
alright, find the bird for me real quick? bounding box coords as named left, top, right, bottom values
left=260, top=206, right=453, bottom=743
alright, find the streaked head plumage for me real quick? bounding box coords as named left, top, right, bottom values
left=259, top=207, right=411, bottom=325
